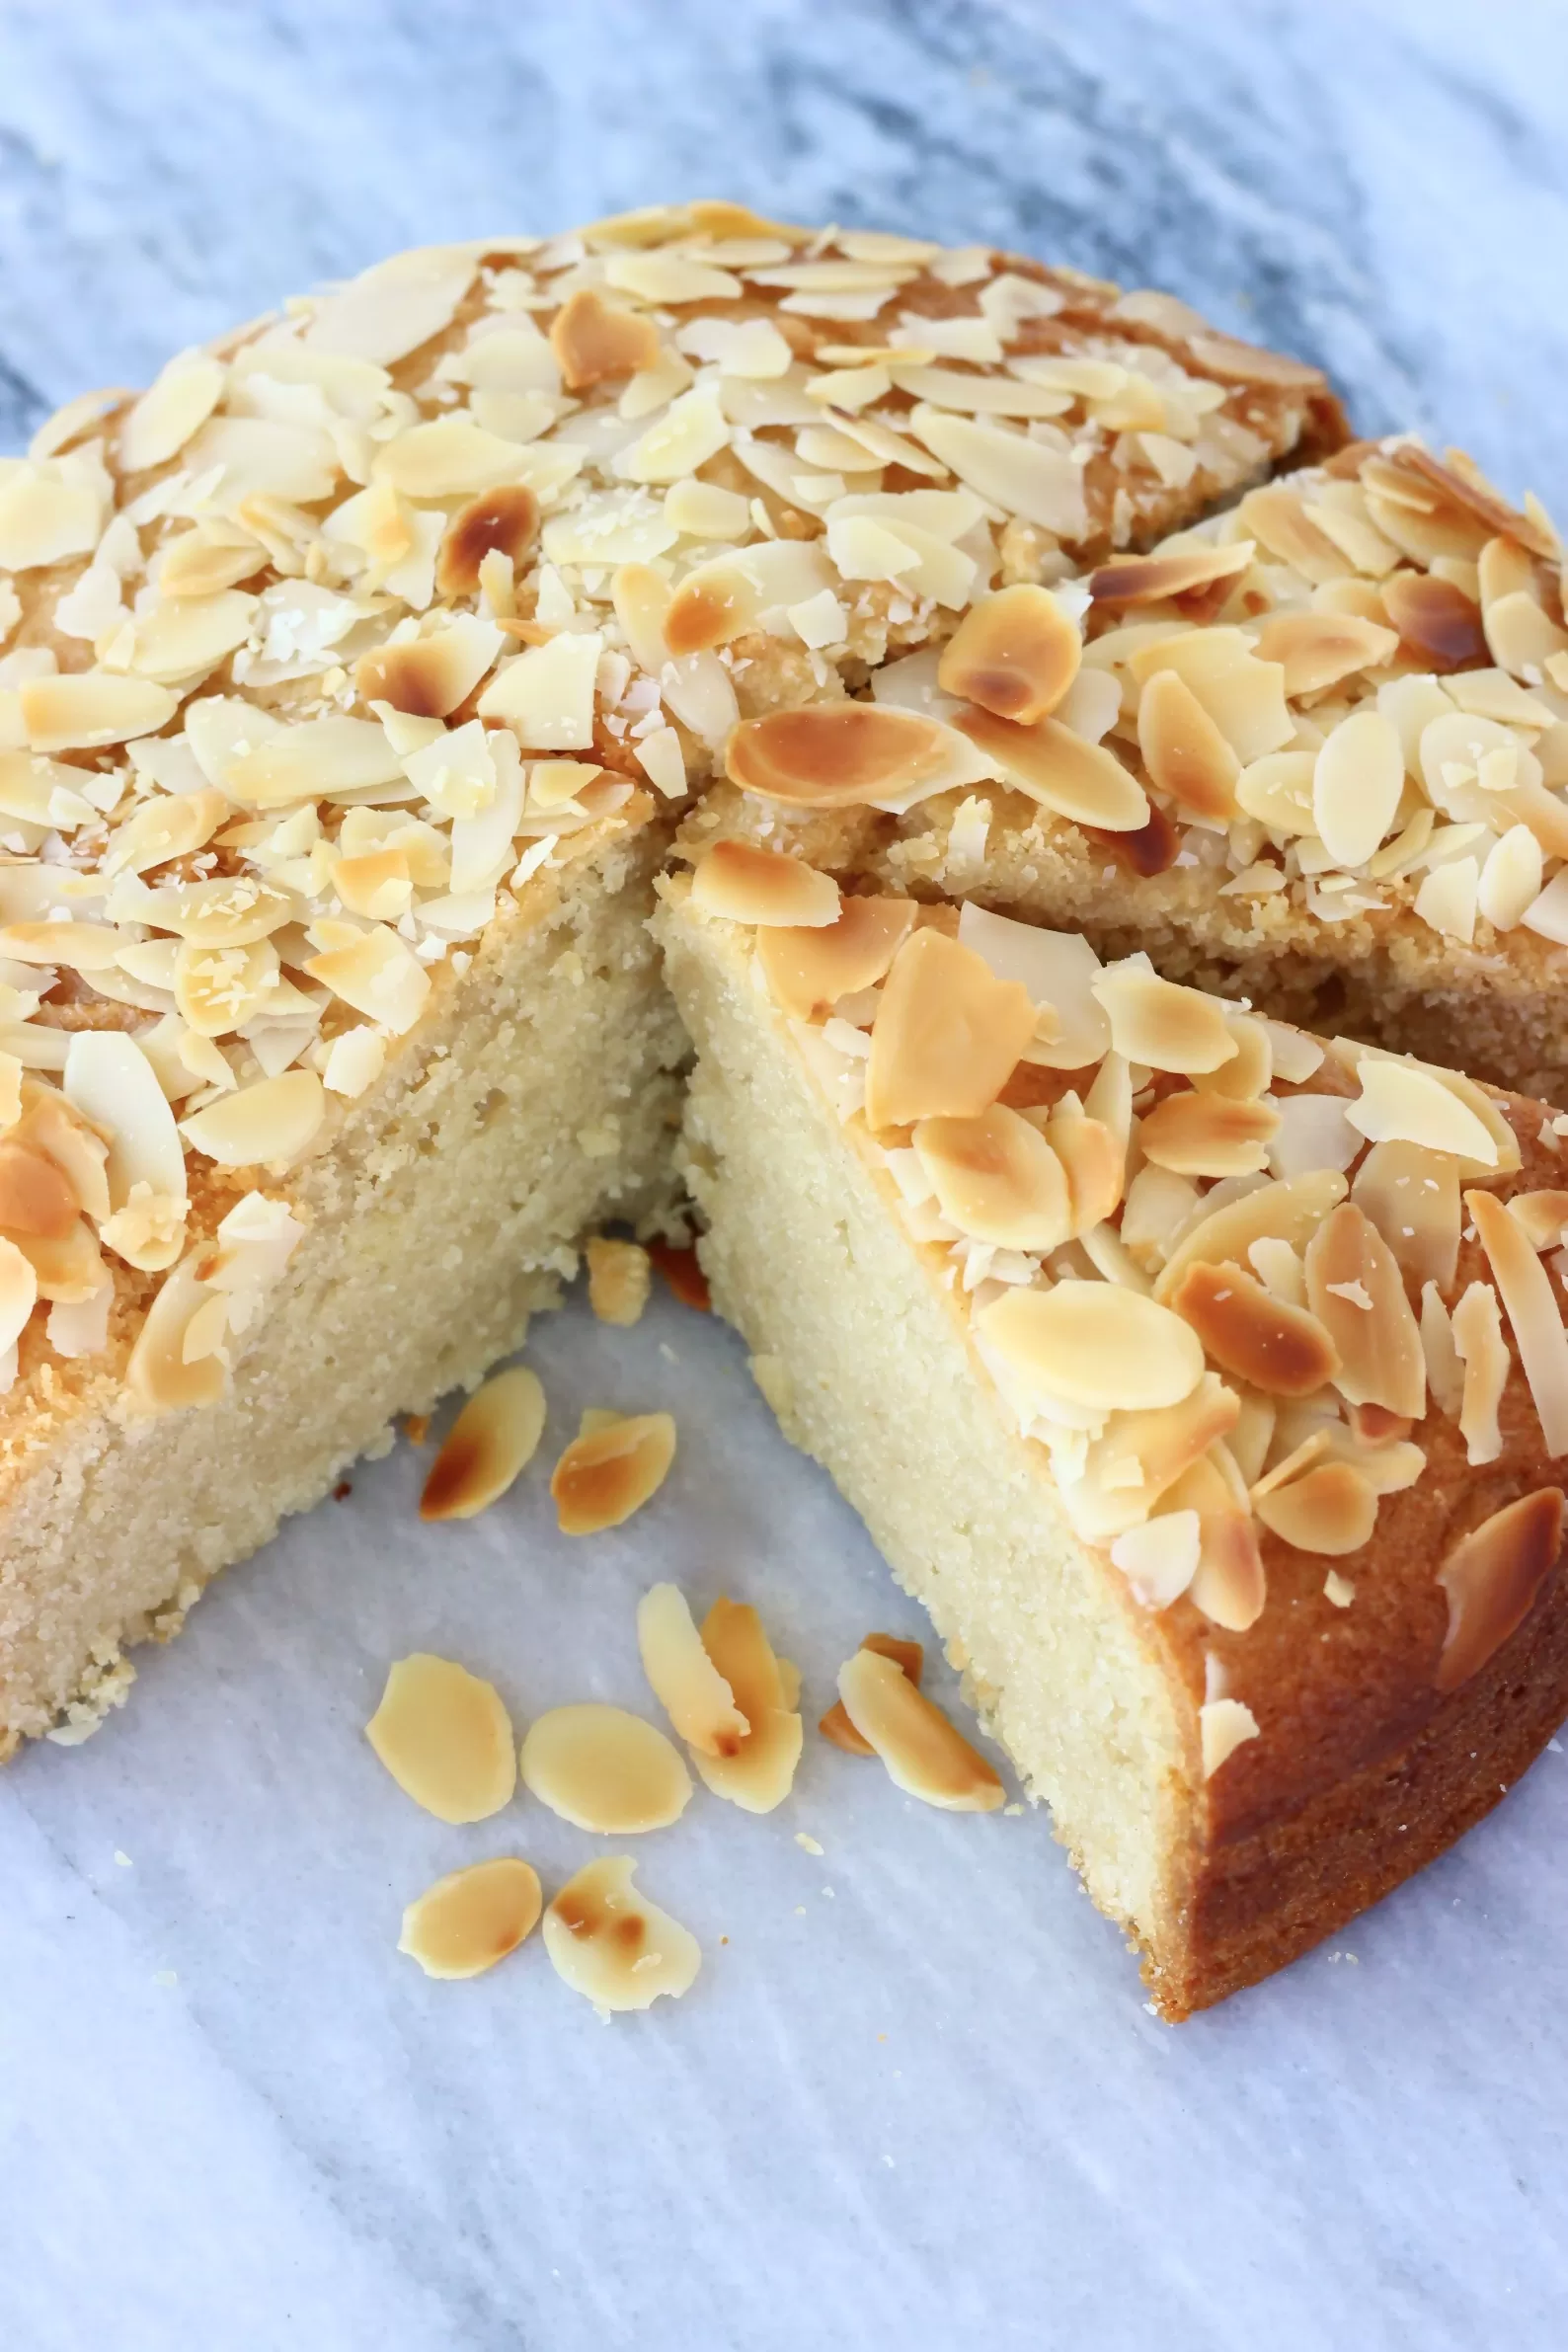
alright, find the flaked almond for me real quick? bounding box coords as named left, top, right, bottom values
left=21, top=671, right=179, bottom=752
left=1092, top=965, right=1238, bottom=1076
left=519, top=1703, right=691, bottom=1834
left=398, top=1857, right=543, bottom=1981
left=1155, top=1169, right=1349, bottom=1306
left=664, top=561, right=763, bottom=657
left=1452, top=1279, right=1509, bottom=1464
left=1435, top=1487, right=1565, bottom=1692
left=1195, top=1011, right=1273, bottom=1104
left=1507, top=1190, right=1568, bottom=1251
left=0, top=921, right=122, bottom=973
left=1138, top=1090, right=1280, bottom=1179
left=836, top=1647, right=1004, bottom=1812
left=956, top=707, right=1148, bottom=831
left=864, top=929, right=1035, bottom=1131
left=548, top=287, right=663, bottom=389
left=1110, top=1510, right=1202, bottom=1609
left=1312, top=708, right=1405, bottom=869
left=911, top=1104, right=1070, bottom=1250
left=1253, top=610, right=1399, bottom=696
left=1126, top=630, right=1294, bottom=763
left=102, top=786, right=229, bottom=878
left=690, top=839, right=840, bottom=927
left=365, top=1654, right=516, bottom=1824
left=1466, top=1188, right=1568, bottom=1455
left=419, top=1365, right=546, bottom=1522
left=648, top=1240, right=711, bottom=1312
left=637, top=1582, right=749, bottom=1759
left=726, top=702, right=954, bottom=809
left=586, top=1236, right=652, bottom=1327
left=0, top=1234, right=39, bottom=1353
left=1071, top=1375, right=1242, bottom=1540
left=1255, top=1459, right=1378, bottom=1556
left=978, top=1282, right=1204, bottom=1415
left=1137, top=668, right=1240, bottom=823
left=1303, top=1203, right=1426, bottom=1419
left=755, top=895, right=916, bottom=1017
left=0, top=1139, right=80, bottom=1240
left=550, top=1410, right=676, bottom=1533
left=1346, top=1058, right=1504, bottom=1169
left=1169, top=1260, right=1340, bottom=1397
left=936, top=584, right=1081, bottom=724
left=1163, top=1453, right=1267, bottom=1630
left=542, top=1855, right=700, bottom=2013
left=1351, top=1139, right=1461, bottom=1292
left=180, top=1069, right=326, bottom=1170
left=1380, top=445, right=1557, bottom=564
left=1088, top=541, right=1253, bottom=607
left=821, top=1632, right=922, bottom=1754
left=122, top=1251, right=225, bottom=1414
left=1380, top=572, right=1488, bottom=669
left=1200, top=1695, right=1260, bottom=1780
left=355, top=621, right=502, bottom=719
left=1046, top=1108, right=1125, bottom=1233
left=303, top=926, right=431, bottom=1036
left=435, top=484, right=541, bottom=599
left=691, top=1595, right=804, bottom=1813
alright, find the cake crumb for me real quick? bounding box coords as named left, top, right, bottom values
left=794, top=1832, right=824, bottom=1855
left=587, top=1235, right=653, bottom=1327
left=153, top=1969, right=179, bottom=1988
left=113, top=1849, right=132, bottom=1867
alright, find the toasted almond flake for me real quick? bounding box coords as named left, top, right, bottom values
left=586, top=1236, right=652, bottom=1327
left=977, top=1281, right=1204, bottom=1415
left=956, top=706, right=1148, bottom=831
left=434, top=484, right=541, bottom=599
left=180, top=1068, right=326, bottom=1169
left=1255, top=1454, right=1376, bottom=1560
left=1507, top=1189, right=1568, bottom=1251
left=1477, top=823, right=1544, bottom=931
left=936, top=585, right=1081, bottom=725
left=760, top=898, right=920, bottom=1021
left=1199, top=1695, right=1260, bottom=1779
left=637, top=1583, right=749, bottom=1759
left=1154, top=1170, right=1349, bottom=1306
left=1303, top=1203, right=1425, bottom=1419
left=1351, top=1138, right=1461, bottom=1291
left=726, top=702, right=956, bottom=810
left=1110, top=1509, right=1201, bottom=1608
left=1089, top=542, right=1253, bottom=607
left=911, top=1104, right=1070, bottom=1250
left=520, top=1703, right=691, bottom=1834
left=0, top=920, right=121, bottom=973
left=1451, top=1277, right=1508, bottom=1464
left=543, top=1855, right=700, bottom=2013
left=1169, top=1259, right=1339, bottom=1397
left=21, top=671, right=179, bottom=753
left=1385, top=445, right=1557, bottom=562
left=1467, top=1187, right=1568, bottom=1454
left=1127, top=630, right=1294, bottom=764
left=1136, top=668, right=1241, bottom=823
left=836, top=1647, right=1004, bottom=1811
left=1069, top=1374, right=1242, bottom=1541
left=0, top=1137, right=79, bottom=1240
left=365, top=1653, right=516, bottom=1824
left=355, top=617, right=503, bottom=719
left=1483, top=588, right=1568, bottom=676
left=398, top=1857, right=542, bottom=1980
left=956, top=903, right=1111, bottom=1070
left=419, top=1365, right=546, bottom=1522
left=551, top=1410, right=676, bottom=1534
left=1161, top=1452, right=1266, bottom=1631
left=905, top=406, right=1087, bottom=537
left=1345, top=1058, right=1500, bottom=1167
left=1381, top=571, right=1488, bottom=668
left=1253, top=610, right=1399, bottom=697
left=1435, top=1487, right=1565, bottom=1691
left=691, top=840, right=840, bottom=928
left=304, top=926, right=431, bottom=1036
left=0, top=1233, right=39, bottom=1350
left=375, top=415, right=534, bottom=499
left=1138, top=1090, right=1280, bottom=1179
left=1092, top=965, right=1238, bottom=1076
left=864, top=929, right=1035, bottom=1131
left=1310, top=708, right=1405, bottom=869
left=648, top=1240, right=710, bottom=1312
left=547, top=288, right=663, bottom=390
left=821, top=1632, right=921, bottom=1754
left=1046, top=1108, right=1125, bottom=1233
left=691, top=1595, right=804, bottom=1813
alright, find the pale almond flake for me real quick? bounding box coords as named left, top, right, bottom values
left=543, top=1856, right=701, bottom=2014
left=1199, top=1695, right=1260, bottom=1779
left=520, top=1703, right=691, bottom=1834
left=636, top=1583, right=749, bottom=1759
left=836, top=1647, right=1004, bottom=1811
left=365, top=1654, right=516, bottom=1825
left=977, top=1281, right=1204, bottom=1415
left=1466, top=1188, right=1568, bottom=1455
left=398, top=1858, right=543, bottom=1981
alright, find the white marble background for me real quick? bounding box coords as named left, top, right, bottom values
left=2, top=3, right=1567, bottom=2346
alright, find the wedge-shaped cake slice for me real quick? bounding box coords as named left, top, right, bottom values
left=659, top=840, right=1568, bottom=2013
left=689, top=438, right=1568, bottom=1097
left=0, top=207, right=1341, bottom=1751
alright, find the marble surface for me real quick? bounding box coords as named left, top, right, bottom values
left=2, top=3, right=1568, bottom=2345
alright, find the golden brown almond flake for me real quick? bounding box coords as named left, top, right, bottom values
left=547, top=286, right=666, bottom=390
left=1255, top=1457, right=1378, bottom=1556
left=1136, top=668, right=1241, bottom=823
left=550, top=1409, right=677, bottom=1533
left=956, top=707, right=1148, bottom=830
left=1093, top=964, right=1238, bottom=1077
left=836, top=1647, right=1004, bottom=1812
left=542, top=1855, right=700, bottom=2014
left=586, top=1235, right=653, bottom=1327
left=690, top=839, right=841, bottom=927
left=1505, top=1190, right=1568, bottom=1252
left=1088, top=541, right=1253, bottom=607
left=1251, top=610, right=1399, bottom=697
left=935, top=585, right=1081, bottom=724
left=1303, top=1203, right=1426, bottom=1419
left=1466, top=1188, right=1568, bottom=1455
left=354, top=628, right=498, bottom=720
left=364, top=1654, right=516, bottom=1825
left=1194, top=1012, right=1273, bottom=1104
left=978, top=1281, right=1204, bottom=1414
left=820, top=1631, right=923, bottom=1754
left=1435, top=1487, right=1565, bottom=1692
left=1169, top=1260, right=1340, bottom=1398
left=636, top=1582, right=749, bottom=1759
left=1155, top=1170, right=1349, bottom=1306
left=519, top=1702, right=691, bottom=1833
left=1137, top=1090, right=1280, bottom=1179
left=755, top=895, right=917, bottom=1019
left=1380, top=571, right=1488, bottom=669
left=419, top=1365, right=546, bottom=1523
left=1045, top=1106, right=1125, bottom=1233
left=726, top=703, right=957, bottom=809
left=398, top=1857, right=543, bottom=1981
left=690, top=1596, right=804, bottom=1813
left=0, top=1141, right=81, bottom=1240
left=1386, top=445, right=1557, bottom=564
left=122, top=1252, right=225, bottom=1414
left=911, top=1104, right=1071, bottom=1250
left=864, top=929, right=1035, bottom=1131
left=434, top=484, right=541, bottom=599
left=647, top=1240, right=711, bottom=1312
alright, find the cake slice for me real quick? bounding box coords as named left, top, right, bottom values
left=658, top=838, right=1568, bottom=2013
left=0, top=207, right=1341, bottom=1751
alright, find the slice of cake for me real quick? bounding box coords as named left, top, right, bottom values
left=0, top=209, right=1336, bottom=1752
left=658, top=839, right=1568, bottom=2014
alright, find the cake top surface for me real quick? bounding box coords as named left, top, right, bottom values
left=0, top=203, right=1334, bottom=1430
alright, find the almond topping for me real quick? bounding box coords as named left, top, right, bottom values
left=664, top=562, right=764, bottom=657
left=1255, top=1458, right=1378, bottom=1556
left=1451, top=1279, right=1508, bottom=1465
left=1380, top=572, right=1488, bottom=669
left=21, top=671, right=180, bottom=753
left=547, top=287, right=663, bottom=390
left=1303, top=1203, right=1426, bottom=1419
left=637, top=1582, right=749, bottom=1759
left=1136, top=669, right=1241, bottom=823
left=0, top=1140, right=80, bottom=1240
left=550, top=1410, right=677, bottom=1533
left=756, top=895, right=917, bottom=1018
left=911, top=1104, right=1071, bottom=1250
left=864, top=930, right=1035, bottom=1131
left=1508, top=1190, right=1568, bottom=1251
left=398, top=1858, right=543, bottom=1981
left=1252, top=610, right=1399, bottom=697
left=1155, top=1170, right=1348, bottom=1305
left=1466, top=1188, right=1568, bottom=1455
left=419, top=1365, right=546, bottom=1522
left=1109, top=1511, right=1201, bottom=1609
left=1092, top=965, right=1238, bottom=1076
left=1088, top=541, right=1253, bottom=607
left=1346, top=1058, right=1502, bottom=1168
left=365, top=1654, right=516, bottom=1824
left=1312, top=709, right=1405, bottom=869
left=936, top=585, right=1081, bottom=724
left=836, top=1647, right=1004, bottom=1812
left=520, top=1702, right=691, bottom=1834
left=1164, top=1453, right=1267, bottom=1630
left=1200, top=1696, right=1260, bottom=1780
left=1170, top=1260, right=1340, bottom=1397
left=435, top=485, right=541, bottom=599
left=977, top=1282, right=1205, bottom=1414
left=691, top=840, right=840, bottom=928
left=1384, top=446, right=1557, bottom=563
left=542, top=1856, right=700, bottom=2013
left=821, top=1632, right=922, bottom=1755
left=1138, top=1090, right=1280, bottom=1179
left=956, top=708, right=1148, bottom=831
left=0, top=1235, right=39, bottom=1353
left=1351, top=1139, right=1461, bottom=1292
left=587, top=1236, right=652, bottom=1327
left=726, top=702, right=954, bottom=808
left=180, top=1069, right=326, bottom=1170
left=1435, top=1487, right=1565, bottom=1692
left=355, top=621, right=502, bottom=719
left=690, top=1595, right=804, bottom=1813
left=1046, top=1108, right=1125, bottom=1233
left=1071, top=1376, right=1242, bottom=1541
left=122, top=1251, right=225, bottom=1414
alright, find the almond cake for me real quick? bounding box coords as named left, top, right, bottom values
left=2, top=201, right=1564, bottom=2011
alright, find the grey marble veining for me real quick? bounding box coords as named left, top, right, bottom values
left=2, top=6, right=1567, bottom=2348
